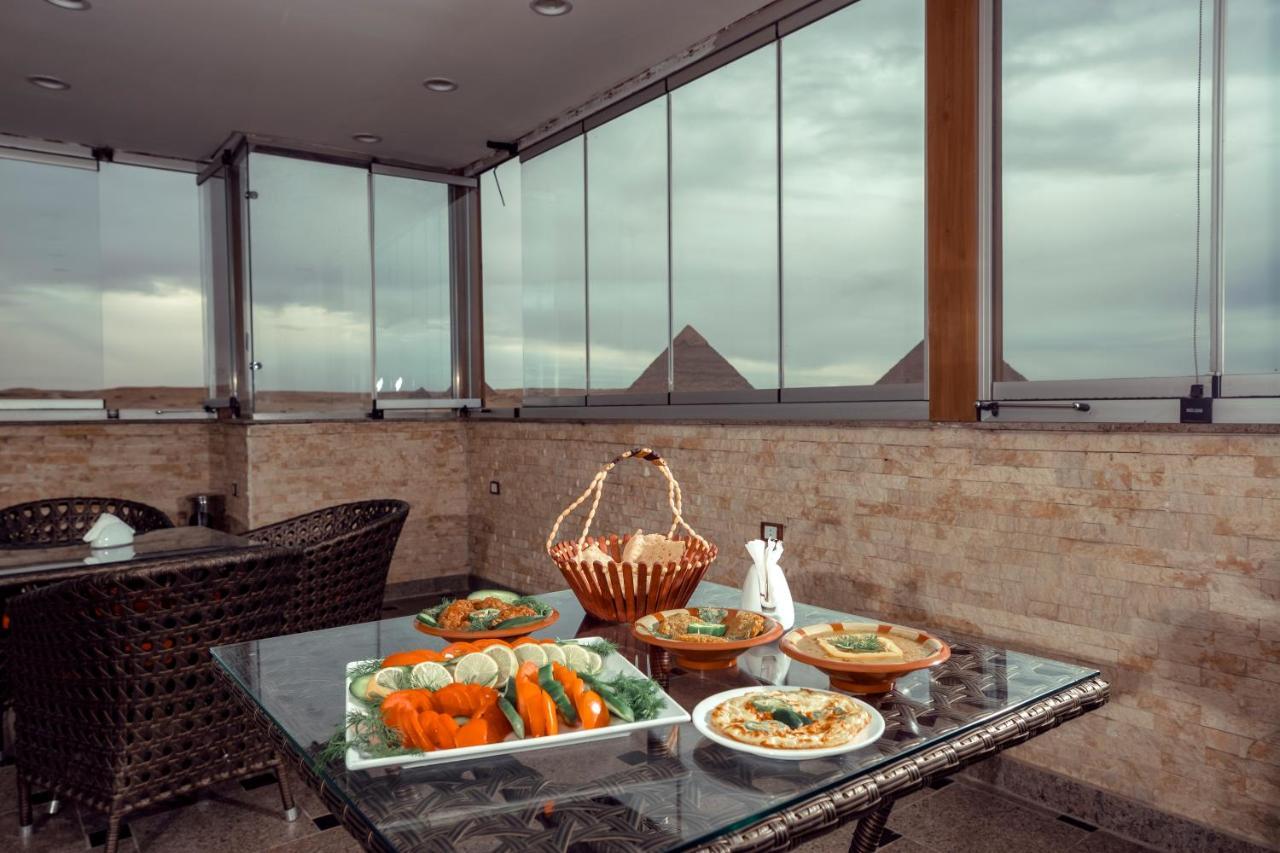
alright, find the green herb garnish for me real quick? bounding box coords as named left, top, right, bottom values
left=697, top=607, right=728, bottom=625
left=584, top=674, right=665, bottom=721
left=830, top=634, right=884, bottom=653
left=347, top=659, right=384, bottom=680
left=513, top=596, right=553, bottom=617
left=558, top=637, right=617, bottom=658
left=317, top=709, right=411, bottom=767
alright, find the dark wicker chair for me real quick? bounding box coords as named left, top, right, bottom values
left=0, top=496, right=174, bottom=548
left=245, top=499, right=410, bottom=634
left=9, top=547, right=304, bottom=853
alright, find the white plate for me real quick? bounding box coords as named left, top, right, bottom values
left=344, top=637, right=690, bottom=770
left=691, top=686, right=885, bottom=761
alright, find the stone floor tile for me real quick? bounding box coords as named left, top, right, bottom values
left=888, top=782, right=1090, bottom=853
left=127, top=786, right=315, bottom=853
left=880, top=839, right=940, bottom=853
left=0, top=800, right=117, bottom=853
left=266, top=827, right=363, bottom=853
left=1069, top=830, right=1160, bottom=852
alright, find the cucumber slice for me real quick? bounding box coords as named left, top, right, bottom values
left=349, top=674, right=373, bottom=703
left=467, top=589, right=520, bottom=603
left=415, top=612, right=438, bottom=627
left=494, top=613, right=546, bottom=629
left=686, top=620, right=727, bottom=637
left=538, top=663, right=579, bottom=725
left=582, top=675, right=634, bottom=722
left=497, top=696, right=525, bottom=739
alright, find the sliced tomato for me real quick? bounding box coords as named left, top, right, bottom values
left=455, top=716, right=490, bottom=748
left=382, top=649, right=444, bottom=667
left=575, top=690, right=609, bottom=730
left=432, top=683, right=499, bottom=717
left=541, top=690, right=560, bottom=736
left=440, top=641, right=481, bottom=660
left=424, top=711, right=459, bottom=749
left=399, top=710, right=434, bottom=751
left=380, top=690, right=436, bottom=729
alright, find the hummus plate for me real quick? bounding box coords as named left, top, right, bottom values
left=692, top=686, right=884, bottom=761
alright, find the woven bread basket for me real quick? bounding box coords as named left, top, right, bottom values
left=546, top=447, right=717, bottom=623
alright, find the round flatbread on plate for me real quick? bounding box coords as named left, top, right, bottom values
left=692, top=686, right=884, bottom=761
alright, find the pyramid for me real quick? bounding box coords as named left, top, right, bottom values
left=875, top=340, right=1027, bottom=384
left=628, top=325, right=753, bottom=392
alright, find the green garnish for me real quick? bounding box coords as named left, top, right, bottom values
left=583, top=674, right=665, bottom=721
left=468, top=608, right=501, bottom=630
left=317, top=709, right=411, bottom=766
left=557, top=637, right=617, bottom=658
left=697, top=607, right=728, bottom=625
left=347, top=659, right=384, bottom=680
left=513, top=596, right=554, bottom=617
left=830, top=634, right=884, bottom=653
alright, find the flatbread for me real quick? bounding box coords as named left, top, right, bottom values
left=817, top=634, right=905, bottom=663
left=709, top=689, right=869, bottom=749
left=620, top=529, right=686, bottom=566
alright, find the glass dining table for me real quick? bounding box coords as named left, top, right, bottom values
left=211, top=583, right=1108, bottom=852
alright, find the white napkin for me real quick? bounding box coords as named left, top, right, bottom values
left=82, top=513, right=136, bottom=549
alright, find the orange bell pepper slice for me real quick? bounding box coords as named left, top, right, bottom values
left=515, top=679, right=544, bottom=737
left=516, top=660, right=540, bottom=684
left=541, top=691, right=559, bottom=736
left=440, top=641, right=481, bottom=660
left=575, top=690, right=609, bottom=730
left=473, top=638, right=511, bottom=650
left=511, top=637, right=541, bottom=648
left=424, top=711, right=459, bottom=749
left=477, top=701, right=512, bottom=742
left=455, top=716, right=491, bottom=748
left=381, top=649, right=444, bottom=667
left=551, top=663, right=585, bottom=703
left=380, top=690, right=436, bottom=730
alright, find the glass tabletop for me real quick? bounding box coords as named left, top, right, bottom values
left=0, top=526, right=257, bottom=578
left=212, top=583, right=1098, bottom=852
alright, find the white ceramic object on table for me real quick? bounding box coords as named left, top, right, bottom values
left=739, top=644, right=792, bottom=685
left=741, top=538, right=794, bottom=630
left=82, top=513, right=135, bottom=549
left=691, top=685, right=884, bottom=761
left=83, top=545, right=136, bottom=565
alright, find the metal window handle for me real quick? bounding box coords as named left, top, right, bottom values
left=976, top=400, right=1089, bottom=417
left=249, top=361, right=264, bottom=371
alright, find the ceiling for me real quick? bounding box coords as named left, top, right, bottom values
left=0, top=0, right=776, bottom=171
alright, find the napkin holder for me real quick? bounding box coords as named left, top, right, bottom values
left=741, top=538, right=794, bottom=630
left=83, top=513, right=136, bottom=550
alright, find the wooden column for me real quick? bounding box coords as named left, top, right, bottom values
left=926, top=0, right=981, bottom=422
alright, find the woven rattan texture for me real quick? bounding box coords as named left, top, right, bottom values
left=0, top=496, right=173, bottom=548
left=229, top=633, right=1108, bottom=852
left=9, top=546, right=302, bottom=851
left=244, top=500, right=409, bottom=634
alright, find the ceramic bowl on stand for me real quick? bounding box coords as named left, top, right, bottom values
left=633, top=607, right=783, bottom=671
left=780, top=621, right=951, bottom=694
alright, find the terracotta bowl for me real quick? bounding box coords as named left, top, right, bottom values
left=632, top=607, right=784, bottom=671
left=413, top=610, right=559, bottom=642
left=780, top=621, right=951, bottom=694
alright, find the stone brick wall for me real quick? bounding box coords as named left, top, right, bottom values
left=0, top=423, right=221, bottom=524
left=241, top=421, right=469, bottom=584
left=467, top=420, right=1280, bottom=847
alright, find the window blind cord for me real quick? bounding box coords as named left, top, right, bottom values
left=1192, top=0, right=1205, bottom=385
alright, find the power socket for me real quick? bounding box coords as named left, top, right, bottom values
left=760, top=521, right=784, bottom=541
left=488, top=480, right=501, bottom=495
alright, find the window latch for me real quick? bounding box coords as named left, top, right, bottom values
left=976, top=400, right=1090, bottom=417
left=249, top=361, right=264, bottom=371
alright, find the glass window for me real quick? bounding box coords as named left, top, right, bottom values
left=781, top=0, right=925, bottom=389
left=1000, top=0, right=1211, bottom=383
left=373, top=174, right=453, bottom=399
left=201, top=172, right=235, bottom=401
left=1224, top=0, right=1279, bottom=379
left=587, top=97, right=670, bottom=395
left=671, top=46, right=779, bottom=393
left=522, top=138, right=586, bottom=398
left=481, top=159, right=524, bottom=407
left=0, top=157, right=103, bottom=400
left=99, top=162, right=204, bottom=409
left=247, top=153, right=372, bottom=413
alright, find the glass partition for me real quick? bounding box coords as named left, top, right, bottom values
left=781, top=0, right=925, bottom=390
left=522, top=138, right=586, bottom=399
left=587, top=97, right=670, bottom=395
left=1000, top=0, right=1211, bottom=386
left=200, top=171, right=236, bottom=402
left=247, top=153, right=372, bottom=413
left=0, top=157, right=103, bottom=401
left=372, top=173, right=453, bottom=400
left=481, top=159, right=524, bottom=408
left=1223, top=0, right=1279, bottom=386
left=670, top=46, right=779, bottom=394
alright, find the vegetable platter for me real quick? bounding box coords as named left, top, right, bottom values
left=333, top=635, right=690, bottom=770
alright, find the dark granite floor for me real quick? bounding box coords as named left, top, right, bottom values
left=0, top=591, right=1163, bottom=852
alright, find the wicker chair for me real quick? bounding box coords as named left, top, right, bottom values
left=245, top=499, right=409, bottom=634
left=9, top=547, right=303, bottom=853
left=0, top=496, right=174, bottom=548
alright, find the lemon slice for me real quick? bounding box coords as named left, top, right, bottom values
left=367, top=666, right=409, bottom=699
left=453, top=652, right=500, bottom=687
left=513, top=642, right=548, bottom=669
left=543, top=643, right=566, bottom=667
left=408, top=661, right=451, bottom=691
left=583, top=649, right=604, bottom=675
left=484, top=644, right=519, bottom=684
left=561, top=644, right=590, bottom=673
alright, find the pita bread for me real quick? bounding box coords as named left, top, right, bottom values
left=620, top=529, right=686, bottom=566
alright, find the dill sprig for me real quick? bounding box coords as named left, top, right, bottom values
left=557, top=637, right=618, bottom=657
left=513, top=596, right=553, bottom=617
left=317, top=709, right=413, bottom=767
left=347, top=659, right=384, bottom=679
left=830, top=634, right=884, bottom=653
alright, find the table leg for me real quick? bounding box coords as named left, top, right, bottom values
left=848, top=801, right=893, bottom=853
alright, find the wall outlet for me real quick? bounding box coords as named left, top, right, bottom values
left=488, top=480, right=501, bottom=495
left=760, top=521, right=784, bottom=541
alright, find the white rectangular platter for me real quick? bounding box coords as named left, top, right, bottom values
left=344, top=637, right=690, bottom=770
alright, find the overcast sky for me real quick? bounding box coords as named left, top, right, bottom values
left=2, top=0, right=1275, bottom=398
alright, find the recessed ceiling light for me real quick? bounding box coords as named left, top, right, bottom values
left=44, top=0, right=92, bottom=9
left=352, top=133, right=382, bottom=144
left=530, top=0, right=572, bottom=16
left=422, top=77, right=458, bottom=93
left=27, top=75, right=71, bottom=91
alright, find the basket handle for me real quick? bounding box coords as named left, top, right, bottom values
left=545, top=447, right=708, bottom=554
